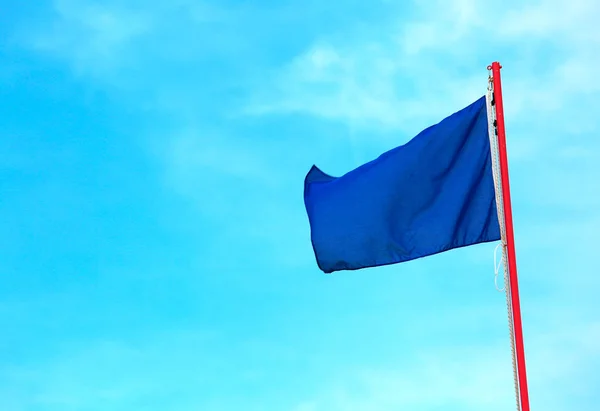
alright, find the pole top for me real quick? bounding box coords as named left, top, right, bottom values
left=487, top=62, right=502, bottom=70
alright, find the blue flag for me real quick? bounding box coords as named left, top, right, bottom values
left=304, top=96, right=500, bottom=273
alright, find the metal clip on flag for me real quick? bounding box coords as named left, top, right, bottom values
left=303, top=62, right=530, bottom=411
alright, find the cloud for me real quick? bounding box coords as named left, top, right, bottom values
left=17, top=0, right=263, bottom=112
left=0, top=329, right=217, bottom=409
left=244, top=40, right=487, bottom=132
left=25, top=0, right=153, bottom=78
left=246, top=0, right=600, bottom=134
left=499, top=0, right=599, bottom=40
left=289, top=319, right=600, bottom=411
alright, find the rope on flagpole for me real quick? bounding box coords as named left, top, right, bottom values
left=493, top=243, right=505, bottom=292
left=486, top=79, right=521, bottom=411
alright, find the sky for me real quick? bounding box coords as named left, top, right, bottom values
left=1, top=0, right=599, bottom=410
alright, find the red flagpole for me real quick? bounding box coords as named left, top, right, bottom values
left=489, top=62, right=530, bottom=411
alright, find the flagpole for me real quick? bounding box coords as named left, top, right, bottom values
left=489, top=62, right=530, bottom=411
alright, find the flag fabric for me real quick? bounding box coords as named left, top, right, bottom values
left=303, top=96, right=500, bottom=273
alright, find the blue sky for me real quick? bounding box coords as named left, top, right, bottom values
left=1, top=0, right=599, bottom=410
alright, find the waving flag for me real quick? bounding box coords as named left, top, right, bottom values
left=303, top=96, right=500, bottom=273
left=302, top=63, right=532, bottom=411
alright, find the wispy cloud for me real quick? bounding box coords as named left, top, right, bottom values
left=289, top=319, right=600, bottom=411
left=246, top=0, right=600, bottom=133
left=0, top=329, right=220, bottom=409
left=24, top=0, right=153, bottom=77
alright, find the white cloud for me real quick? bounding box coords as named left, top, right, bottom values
left=248, top=0, right=600, bottom=133
left=163, top=130, right=280, bottom=185
left=499, top=0, right=600, bottom=40
left=289, top=319, right=600, bottom=411
left=27, top=0, right=154, bottom=77
left=0, top=329, right=218, bottom=409
left=245, top=40, right=486, bottom=132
